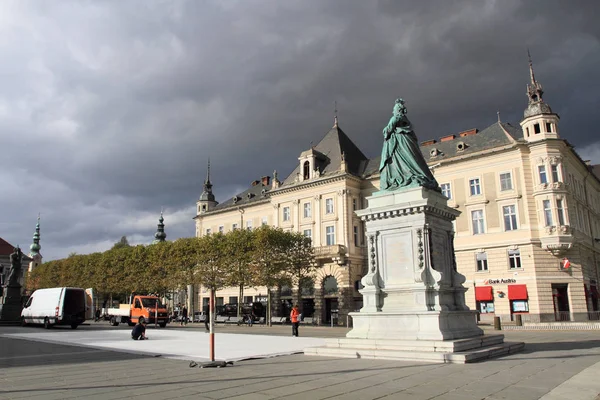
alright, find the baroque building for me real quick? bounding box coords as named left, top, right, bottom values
left=194, top=59, right=600, bottom=324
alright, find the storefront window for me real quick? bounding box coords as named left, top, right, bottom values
left=511, top=300, right=529, bottom=313
left=477, top=301, right=495, bottom=313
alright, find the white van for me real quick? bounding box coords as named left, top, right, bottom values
left=21, top=287, right=94, bottom=329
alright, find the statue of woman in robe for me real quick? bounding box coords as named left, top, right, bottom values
left=7, top=246, right=23, bottom=287
left=378, top=98, right=440, bottom=192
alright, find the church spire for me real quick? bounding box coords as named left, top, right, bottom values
left=29, top=214, right=41, bottom=256
left=200, top=159, right=215, bottom=203
left=152, top=209, right=167, bottom=244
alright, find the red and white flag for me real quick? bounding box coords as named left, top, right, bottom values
left=562, top=258, right=571, bottom=269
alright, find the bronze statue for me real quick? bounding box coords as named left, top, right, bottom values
left=379, top=98, right=439, bottom=192
left=7, top=246, right=23, bottom=287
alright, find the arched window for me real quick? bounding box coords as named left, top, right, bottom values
left=323, top=276, right=338, bottom=295
left=303, top=161, right=310, bottom=180
left=300, top=277, right=314, bottom=296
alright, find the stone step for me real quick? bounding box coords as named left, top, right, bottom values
left=328, top=334, right=505, bottom=353
left=304, top=341, right=525, bottom=364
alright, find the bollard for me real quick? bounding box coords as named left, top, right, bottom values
left=494, top=316, right=502, bottom=330
left=515, top=314, right=523, bottom=326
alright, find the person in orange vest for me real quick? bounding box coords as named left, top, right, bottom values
left=290, top=304, right=300, bottom=337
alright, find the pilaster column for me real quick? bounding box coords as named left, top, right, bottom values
left=314, top=195, right=322, bottom=246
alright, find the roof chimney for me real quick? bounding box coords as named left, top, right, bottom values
left=261, top=176, right=271, bottom=186
left=251, top=180, right=260, bottom=186
left=459, top=129, right=478, bottom=137
left=440, top=134, right=456, bottom=142
left=421, top=139, right=437, bottom=146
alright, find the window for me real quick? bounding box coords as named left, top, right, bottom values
left=478, top=301, right=495, bottom=314
left=325, top=198, right=334, bottom=214
left=206, top=228, right=211, bottom=235
left=534, top=123, right=541, bottom=134
left=545, top=122, right=552, bottom=133
left=303, top=229, right=312, bottom=239
left=352, top=198, right=358, bottom=211
left=326, top=226, right=335, bottom=245
left=543, top=200, right=553, bottom=226
left=303, top=161, right=310, bottom=180
left=476, top=252, right=488, bottom=272
left=526, top=127, right=530, bottom=137
left=218, top=226, right=224, bottom=233
left=246, top=220, right=253, bottom=230
left=232, top=223, right=238, bottom=230
left=508, top=249, right=522, bottom=269
left=353, top=226, right=359, bottom=247
left=283, top=207, right=290, bottom=221
left=511, top=300, right=529, bottom=313
left=471, top=210, right=485, bottom=235
left=303, top=202, right=311, bottom=218
left=499, top=173, right=513, bottom=191
left=551, top=165, right=560, bottom=182
left=441, top=183, right=452, bottom=199
left=557, top=199, right=565, bottom=226
left=216, top=297, right=224, bottom=306
left=229, top=296, right=238, bottom=305
left=469, top=178, right=481, bottom=196
left=538, top=165, right=548, bottom=184
left=503, top=205, right=518, bottom=231
left=261, top=217, right=268, bottom=226
left=243, top=296, right=253, bottom=304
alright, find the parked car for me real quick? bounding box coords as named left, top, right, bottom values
left=193, top=311, right=206, bottom=322
left=21, top=287, right=91, bottom=329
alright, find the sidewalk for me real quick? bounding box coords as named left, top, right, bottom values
left=1, top=327, right=599, bottom=399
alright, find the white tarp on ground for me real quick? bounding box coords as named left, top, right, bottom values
left=3, top=329, right=326, bottom=362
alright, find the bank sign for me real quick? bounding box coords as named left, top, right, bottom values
left=484, top=278, right=517, bottom=285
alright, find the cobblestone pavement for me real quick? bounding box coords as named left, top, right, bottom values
left=1, top=325, right=599, bottom=400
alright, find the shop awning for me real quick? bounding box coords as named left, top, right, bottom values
left=475, top=286, right=493, bottom=301
left=508, top=284, right=528, bottom=300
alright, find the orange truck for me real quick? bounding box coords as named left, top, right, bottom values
left=106, top=294, right=169, bottom=328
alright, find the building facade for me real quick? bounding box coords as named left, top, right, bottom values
left=193, top=61, right=600, bottom=324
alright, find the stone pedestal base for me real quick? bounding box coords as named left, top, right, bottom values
left=304, top=335, right=524, bottom=364
left=347, top=310, right=483, bottom=341
left=0, top=286, right=23, bottom=323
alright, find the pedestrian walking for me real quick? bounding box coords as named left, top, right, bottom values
left=181, top=306, right=188, bottom=326
left=290, top=304, right=300, bottom=337
left=204, top=313, right=210, bottom=332
left=248, top=311, right=254, bottom=327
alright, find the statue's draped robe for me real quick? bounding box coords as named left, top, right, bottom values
left=379, top=115, right=439, bottom=191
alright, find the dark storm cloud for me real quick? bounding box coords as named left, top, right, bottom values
left=0, top=0, right=598, bottom=259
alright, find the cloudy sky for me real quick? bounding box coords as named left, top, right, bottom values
left=1, top=0, right=599, bottom=260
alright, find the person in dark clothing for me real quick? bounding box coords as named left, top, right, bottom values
left=181, top=306, right=188, bottom=326
left=131, top=320, right=147, bottom=340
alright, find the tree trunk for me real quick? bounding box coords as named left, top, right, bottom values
left=267, top=288, right=272, bottom=326
left=237, top=284, right=243, bottom=319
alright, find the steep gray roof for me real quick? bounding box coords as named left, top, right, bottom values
left=281, top=123, right=369, bottom=186
left=592, top=164, right=600, bottom=181
left=420, top=122, right=522, bottom=163
left=362, top=122, right=523, bottom=178
left=211, top=181, right=273, bottom=211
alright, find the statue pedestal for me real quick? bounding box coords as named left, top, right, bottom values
left=0, top=285, right=23, bottom=323
left=305, top=187, right=523, bottom=363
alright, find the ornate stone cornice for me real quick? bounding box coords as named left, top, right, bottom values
left=360, top=205, right=457, bottom=222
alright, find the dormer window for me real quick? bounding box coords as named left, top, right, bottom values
left=303, top=161, right=310, bottom=180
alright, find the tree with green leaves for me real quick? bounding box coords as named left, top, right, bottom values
left=224, top=228, right=257, bottom=318
left=251, top=226, right=291, bottom=325
left=284, top=232, right=317, bottom=313
left=111, top=236, right=130, bottom=250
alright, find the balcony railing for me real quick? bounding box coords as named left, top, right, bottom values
left=314, top=245, right=347, bottom=265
